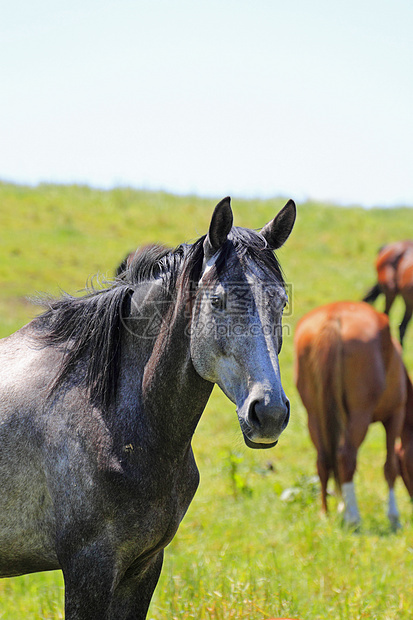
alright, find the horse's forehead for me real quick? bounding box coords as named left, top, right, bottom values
left=215, top=255, right=286, bottom=312
left=224, top=252, right=284, bottom=289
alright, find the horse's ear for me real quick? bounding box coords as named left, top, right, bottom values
left=204, top=197, right=233, bottom=259
left=260, top=199, right=296, bottom=250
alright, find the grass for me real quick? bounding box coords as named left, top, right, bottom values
left=0, top=181, right=412, bottom=619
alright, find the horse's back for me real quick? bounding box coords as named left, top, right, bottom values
left=295, top=302, right=404, bottom=419
left=376, top=240, right=413, bottom=268
left=375, top=241, right=413, bottom=289
left=294, top=304, right=346, bottom=431
left=295, top=301, right=388, bottom=355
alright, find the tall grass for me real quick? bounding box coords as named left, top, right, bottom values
left=0, top=182, right=412, bottom=619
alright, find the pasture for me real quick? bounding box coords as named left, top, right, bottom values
left=0, top=181, right=412, bottom=619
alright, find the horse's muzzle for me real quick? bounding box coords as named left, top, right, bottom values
left=240, top=397, right=290, bottom=449
left=243, top=436, right=279, bottom=450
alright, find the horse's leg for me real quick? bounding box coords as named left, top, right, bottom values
left=339, top=479, right=360, bottom=527
left=397, top=425, right=413, bottom=500
left=316, top=452, right=330, bottom=513
left=383, top=290, right=397, bottom=315
left=62, top=551, right=117, bottom=620
left=383, top=415, right=404, bottom=529
left=337, top=439, right=360, bottom=526
left=109, top=551, right=164, bottom=620
left=337, top=447, right=359, bottom=526
left=397, top=443, right=413, bottom=500
left=62, top=548, right=163, bottom=620
left=399, top=304, right=412, bottom=346
left=337, top=417, right=369, bottom=527
left=307, top=413, right=330, bottom=513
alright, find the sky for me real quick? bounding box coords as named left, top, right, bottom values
left=1, top=0, right=412, bottom=207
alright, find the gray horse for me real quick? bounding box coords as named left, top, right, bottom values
left=0, top=197, right=296, bottom=619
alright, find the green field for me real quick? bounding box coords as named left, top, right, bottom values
left=0, top=182, right=412, bottom=619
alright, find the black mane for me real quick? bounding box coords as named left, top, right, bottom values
left=33, top=227, right=284, bottom=410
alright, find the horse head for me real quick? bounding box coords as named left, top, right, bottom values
left=190, top=197, right=296, bottom=449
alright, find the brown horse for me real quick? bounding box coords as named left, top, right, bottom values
left=294, top=301, right=413, bottom=528
left=397, top=249, right=413, bottom=344
left=363, top=240, right=413, bottom=344
left=115, top=245, right=174, bottom=278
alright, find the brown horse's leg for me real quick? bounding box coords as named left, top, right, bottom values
left=383, top=415, right=404, bottom=529
left=337, top=418, right=370, bottom=527
left=316, top=452, right=330, bottom=513
left=397, top=434, right=413, bottom=499
left=399, top=304, right=412, bottom=346
left=384, top=291, right=397, bottom=315
left=307, top=413, right=330, bottom=513
left=398, top=370, right=413, bottom=498
left=337, top=440, right=360, bottom=526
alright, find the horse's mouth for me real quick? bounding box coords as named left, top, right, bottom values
left=243, top=435, right=278, bottom=450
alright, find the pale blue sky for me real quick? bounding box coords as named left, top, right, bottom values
left=1, top=0, right=412, bottom=206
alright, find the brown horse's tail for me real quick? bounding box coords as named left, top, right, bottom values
left=363, top=282, right=382, bottom=303
left=309, top=318, right=347, bottom=491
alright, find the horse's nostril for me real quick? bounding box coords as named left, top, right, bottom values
left=282, top=400, right=291, bottom=429
left=248, top=397, right=290, bottom=434
left=248, top=400, right=261, bottom=430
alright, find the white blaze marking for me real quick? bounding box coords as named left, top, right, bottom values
left=202, top=252, right=219, bottom=279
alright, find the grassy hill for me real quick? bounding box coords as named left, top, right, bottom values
left=0, top=182, right=412, bottom=619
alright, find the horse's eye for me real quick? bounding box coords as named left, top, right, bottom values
left=210, top=295, right=225, bottom=310
left=277, top=298, right=287, bottom=313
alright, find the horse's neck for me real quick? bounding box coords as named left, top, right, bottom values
left=146, top=313, right=213, bottom=441
left=117, top=283, right=213, bottom=452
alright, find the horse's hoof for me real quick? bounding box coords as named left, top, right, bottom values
left=341, top=513, right=361, bottom=531
left=389, top=516, right=402, bottom=531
